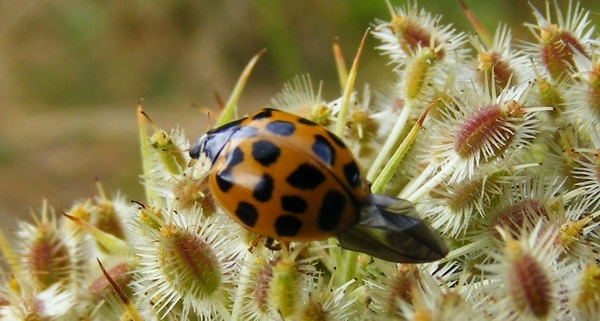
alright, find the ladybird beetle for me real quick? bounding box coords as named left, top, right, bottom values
left=190, top=108, right=448, bottom=263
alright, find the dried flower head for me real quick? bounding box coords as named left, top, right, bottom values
left=478, top=223, right=569, bottom=320
left=3, top=1, right=600, bottom=320
left=132, top=205, right=243, bottom=319
left=524, top=1, right=596, bottom=80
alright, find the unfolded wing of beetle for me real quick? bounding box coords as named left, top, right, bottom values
left=337, top=194, right=449, bottom=263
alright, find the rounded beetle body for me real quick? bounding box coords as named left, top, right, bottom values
left=191, top=108, right=370, bottom=241
left=190, top=108, right=449, bottom=263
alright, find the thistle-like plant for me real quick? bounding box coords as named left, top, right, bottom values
left=1, top=1, right=600, bottom=320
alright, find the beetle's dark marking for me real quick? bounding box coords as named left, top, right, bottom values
left=230, top=125, right=258, bottom=140
left=253, top=174, right=274, bottom=202
left=235, top=202, right=258, bottom=227
left=312, top=134, right=335, bottom=166
left=281, top=195, right=308, bottom=214
left=214, top=146, right=244, bottom=193
left=297, top=117, right=318, bottom=126
left=274, top=215, right=303, bottom=237
left=225, top=146, right=244, bottom=168
left=252, top=140, right=281, bottom=167
left=286, top=164, right=326, bottom=190
left=343, top=161, right=362, bottom=188
left=266, top=121, right=296, bottom=136
left=318, top=191, right=346, bottom=231
left=215, top=172, right=234, bottom=193
left=326, top=131, right=346, bottom=149
left=251, top=109, right=273, bottom=120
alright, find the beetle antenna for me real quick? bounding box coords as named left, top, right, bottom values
left=205, top=112, right=212, bottom=132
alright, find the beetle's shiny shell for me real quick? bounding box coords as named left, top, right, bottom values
left=198, top=108, right=370, bottom=241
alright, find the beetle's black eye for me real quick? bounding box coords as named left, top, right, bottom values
left=189, top=134, right=207, bottom=159
left=190, top=117, right=246, bottom=164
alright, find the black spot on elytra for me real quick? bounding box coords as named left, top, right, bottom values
left=235, top=202, right=258, bottom=227
left=274, top=215, right=303, bottom=237
left=312, top=134, right=335, bottom=166
left=266, top=121, right=296, bottom=136
left=251, top=109, right=273, bottom=120
left=215, top=146, right=245, bottom=193
left=252, top=140, right=281, bottom=167
left=318, top=191, right=346, bottom=231
left=297, top=117, right=317, bottom=126
left=281, top=196, right=308, bottom=214
left=215, top=173, right=233, bottom=193
left=343, top=161, right=362, bottom=188
left=225, top=146, right=244, bottom=168
left=326, top=131, right=346, bottom=149
left=253, top=174, right=274, bottom=202
left=286, top=164, right=325, bottom=190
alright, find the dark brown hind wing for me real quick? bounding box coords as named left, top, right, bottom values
left=337, top=194, right=448, bottom=263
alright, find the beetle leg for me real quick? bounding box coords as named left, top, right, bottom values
left=247, top=235, right=261, bottom=253
left=265, top=237, right=283, bottom=251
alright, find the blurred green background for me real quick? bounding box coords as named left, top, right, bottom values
left=1, top=0, right=599, bottom=226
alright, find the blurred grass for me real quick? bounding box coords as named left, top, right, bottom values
left=1, top=0, right=599, bottom=226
